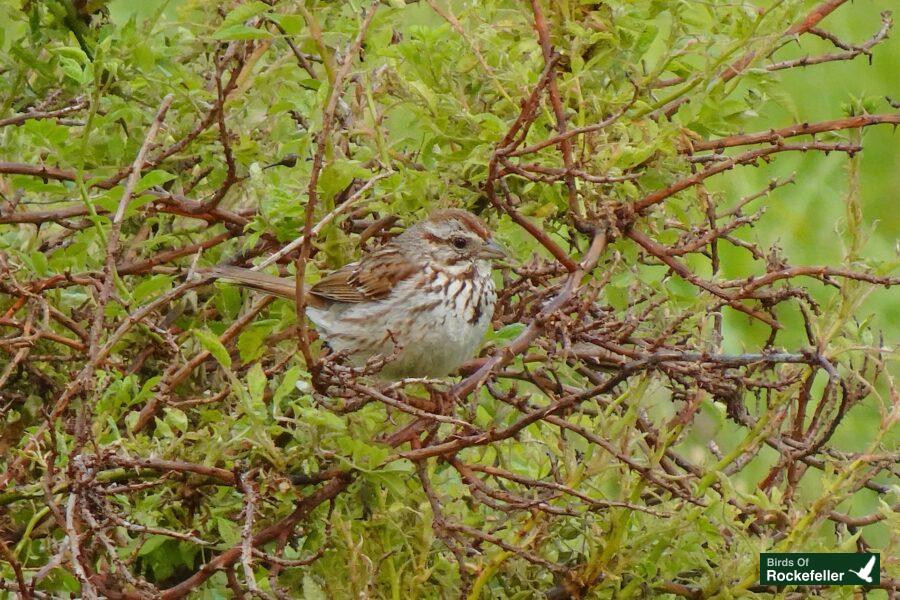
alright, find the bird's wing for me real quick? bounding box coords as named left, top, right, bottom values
left=860, top=555, right=876, bottom=577
left=309, top=245, right=418, bottom=304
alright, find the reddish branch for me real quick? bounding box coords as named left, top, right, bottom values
left=634, top=142, right=861, bottom=213
left=458, top=232, right=606, bottom=397
left=788, top=0, right=851, bottom=35
left=399, top=351, right=631, bottom=462
left=626, top=228, right=779, bottom=328
left=104, top=456, right=237, bottom=485
left=0, top=539, right=31, bottom=599
left=723, top=0, right=851, bottom=81
left=464, top=463, right=667, bottom=516
left=727, top=265, right=900, bottom=293
left=131, top=295, right=275, bottom=433
left=506, top=96, right=635, bottom=158
left=117, top=230, right=236, bottom=275
left=296, top=2, right=380, bottom=384
left=770, top=11, right=892, bottom=71
left=90, top=95, right=174, bottom=359
left=158, top=474, right=352, bottom=599
left=0, top=98, right=88, bottom=128
left=654, top=0, right=865, bottom=118
left=445, top=520, right=565, bottom=573
left=482, top=53, right=587, bottom=273
left=0, top=277, right=211, bottom=488
left=92, top=46, right=251, bottom=191
left=196, top=58, right=240, bottom=213
left=2, top=0, right=898, bottom=596
left=529, top=0, right=579, bottom=218
left=689, top=114, right=900, bottom=152
left=0, top=162, right=249, bottom=228
left=497, top=180, right=578, bottom=271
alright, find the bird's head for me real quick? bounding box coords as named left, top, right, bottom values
left=402, top=209, right=506, bottom=270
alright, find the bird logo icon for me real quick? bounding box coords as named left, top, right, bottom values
left=848, top=555, right=877, bottom=583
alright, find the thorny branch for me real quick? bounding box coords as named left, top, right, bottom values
left=0, top=0, right=897, bottom=598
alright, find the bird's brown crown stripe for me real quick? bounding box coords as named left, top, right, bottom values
left=429, top=209, right=491, bottom=240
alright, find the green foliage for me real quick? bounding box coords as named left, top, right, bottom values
left=0, top=0, right=897, bottom=598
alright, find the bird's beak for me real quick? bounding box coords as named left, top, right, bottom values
left=478, top=239, right=507, bottom=260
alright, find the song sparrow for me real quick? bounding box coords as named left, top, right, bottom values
left=211, top=209, right=505, bottom=379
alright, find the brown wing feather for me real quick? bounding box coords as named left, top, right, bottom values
left=307, top=265, right=366, bottom=303
left=309, top=245, right=418, bottom=304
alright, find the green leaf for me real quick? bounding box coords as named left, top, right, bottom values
left=194, top=329, right=232, bottom=370
left=136, top=169, right=176, bottom=192
left=273, top=366, right=302, bottom=404
left=57, top=56, right=85, bottom=83
left=212, top=24, right=272, bottom=41
left=247, top=362, right=267, bottom=406
left=364, top=468, right=410, bottom=498
left=28, top=250, right=50, bottom=276
left=665, top=275, right=698, bottom=300
left=163, top=407, right=188, bottom=433
left=237, top=320, right=277, bottom=363
left=217, top=517, right=241, bottom=545
left=337, top=435, right=388, bottom=467
left=108, top=0, right=169, bottom=26
left=124, top=411, right=140, bottom=431
left=268, top=13, right=304, bottom=35
left=220, top=1, right=271, bottom=28
left=131, top=275, right=173, bottom=303
left=490, top=323, right=525, bottom=343
left=212, top=1, right=272, bottom=40
left=298, top=406, right=346, bottom=432
left=303, top=575, right=328, bottom=600
left=605, top=285, right=629, bottom=311
left=138, top=534, right=169, bottom=556
left=214, top=283, right=243, bottom=320
left=50, top=46, right=89, bottom=64
left=318, top=160, right=370, bottom=202
left=153, top=417, right=174, bottom=439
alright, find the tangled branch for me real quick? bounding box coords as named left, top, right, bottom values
left=1, top=1, right=897, bottom=598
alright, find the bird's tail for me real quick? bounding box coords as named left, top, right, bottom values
left=206, top=266, right=298, bottom=301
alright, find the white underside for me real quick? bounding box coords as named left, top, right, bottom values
left=306, top=262, right=495, bottom=379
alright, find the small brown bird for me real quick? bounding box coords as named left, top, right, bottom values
left=211, top=209, right=505, bottom=379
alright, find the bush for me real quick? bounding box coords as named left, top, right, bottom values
left=0, top=1, right=897, bottom=598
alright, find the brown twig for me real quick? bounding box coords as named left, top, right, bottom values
left=529, top=0, right=579, bottom=218
left=0, top=98, right=88, bottom=128
left=295, top=2, right=380, bottom=384
left=158, top=474, right=352, bottom=599
left=689, top=114, right=900, bottom=153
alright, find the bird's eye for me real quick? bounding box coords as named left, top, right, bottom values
left=451, top=236, right=468, bottom=249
